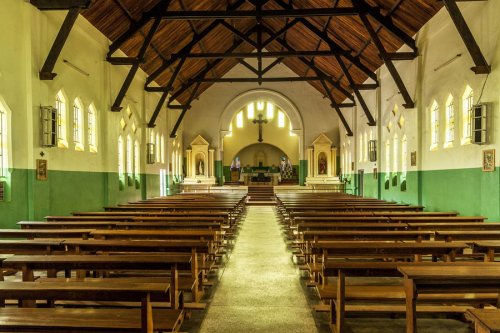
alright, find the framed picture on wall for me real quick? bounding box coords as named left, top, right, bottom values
left=410, top=151, right=417, bottom=166
left=482, top=149, right=495, bottom=172
left=36, top=159, right=48, bottom=181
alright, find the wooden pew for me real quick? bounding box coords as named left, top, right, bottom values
left=436, top=231, right=500, bottom=242
left=467, top=308, right=500, bottom=333
left=2, top=254, right=191, bottom=310
left=0, top=229, right=93, bottom=239
left=469, top=241, right=500, bottom=262
left=320, top=261, right=499, bottom=333
left=0, top=281, right=176, bottom=333
left=19, top=221, right=222, bottom=231
left=302, top=230, right=433, bottom=242
left=399, top=265, right=500, bottom=333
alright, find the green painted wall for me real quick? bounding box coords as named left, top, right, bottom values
left=421, top=167, right=500, bottom=221
left=215, top=160, right=223, bottom=185
left=362, top=168, right=500, bottom=221
left=0, top=168, right=161, bottom=228
left=299, top=160, right=307, bottom=186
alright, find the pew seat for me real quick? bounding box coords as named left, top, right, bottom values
left=0, top=308, right=184, bottom=332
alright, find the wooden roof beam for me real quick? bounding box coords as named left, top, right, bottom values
left=189, top=76, right=333, bottom=83
left=442, top=0, right=490, bottom=74
left=169, top=50, right=344, bottom=59
left=39, top=7, right=80, bottom=80
left=352, top=0, right=416, bottom=52
left=30, top=0, right=91, bottom=10
left=169, top=81, right=203, bottom=138
left=145, top=0, right=247, bottom=86
left=111, top=17, right=163, bottom=111
left=167, top=28, right=256, bottom=103
left=336, top=55, right=376, bottom=126
left=358, top=12, right=415, bottom=108
left=148, top=56, right=188, bottom=128
left=319, top=80, right=353, bottom=136
left=268, top=31, right=356, bottom=103
left=221, top=21, right=258, bottom=48
left=107, top=0, right=172, bottom=57
left=152, top=8, right=360, bottom=20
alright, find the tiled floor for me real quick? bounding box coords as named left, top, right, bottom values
left=182, top=206, right=473, bottom=333
left=197, top=206, right=318, bottom=333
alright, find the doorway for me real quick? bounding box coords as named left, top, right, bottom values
left=357, top=169, right=364, bottom=197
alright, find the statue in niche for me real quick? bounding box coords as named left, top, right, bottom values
left=196, top=154, right=205, bottom=176
left=280, top=156, right=293, bottom=179
left=280, top=157, right=286, bottom=175
left=318, top=153, right=327, bottom=175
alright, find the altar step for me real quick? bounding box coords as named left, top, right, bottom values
left=247, top=186, right=275, bottom=206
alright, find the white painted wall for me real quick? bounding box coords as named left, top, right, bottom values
left=342, top=0, right=500, bottom=176
left=0, top=0, right=171, bottom=176
left=183, top=56, right=341, bottom=158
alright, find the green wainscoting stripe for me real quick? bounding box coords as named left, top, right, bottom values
left=421, top=167, right=500, bottom=221
left=215, top=160, right=223, bottom=185
left=362, top=168, right=500, bottom=221
left=223, top=166, right=231, bottom=184
left=0, top=169, right=161, bottom=228
left=299, top=160, right=307, bottom=186
left=140, top=174, right=147, bottom=200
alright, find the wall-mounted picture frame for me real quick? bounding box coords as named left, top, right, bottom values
left=36, top=159, right=48, bottom=181
left=410, top=151, right=417, bottom=166
left=482, top=149, right=495, bottom=172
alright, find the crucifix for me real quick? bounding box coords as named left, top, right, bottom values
left=252, top=114, right=268, bottom=142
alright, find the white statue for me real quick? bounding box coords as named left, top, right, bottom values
left=198, top=159, right=204, bottom=175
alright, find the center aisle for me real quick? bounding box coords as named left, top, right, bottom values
left=199, top=206, right=318, bottom=333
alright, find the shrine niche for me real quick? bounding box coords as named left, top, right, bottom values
left=184, top=135, right=216, bottom=185
left=306, top=133, right=340, bottom=185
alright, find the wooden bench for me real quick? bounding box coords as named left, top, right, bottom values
left=2, top=254, right=192, bottom=309
left=399, top=265, right=500, bottom=333
left=0, top=281, right=177, bottom=333
left=470, top=241, right=500, bottom=262
left=0, top=229, right=93, bottom=239
left=467, top=308, right=500, bottom=333
left=436, top=230, right=500, bottom=242
left=320, top=261, right=498, bottom=333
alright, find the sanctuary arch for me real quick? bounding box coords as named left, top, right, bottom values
left=219, top=89, right=304, bottom=185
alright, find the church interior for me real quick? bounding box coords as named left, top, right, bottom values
left=0, top=0, right=500, bottom=332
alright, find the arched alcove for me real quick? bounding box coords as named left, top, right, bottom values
left=219, top=89, right=304, bottom=157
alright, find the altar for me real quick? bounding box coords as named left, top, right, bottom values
left=242, top=171, right=280, bottom=186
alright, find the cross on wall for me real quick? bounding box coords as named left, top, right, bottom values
left=252, top=114, right=268, bottom=143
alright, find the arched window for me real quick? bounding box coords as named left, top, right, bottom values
left=247, top=103, right=254, bottom=119
left=266, top=102, right=274, bottom=119
left=363, top=132, right=368, bottom=162
left=55, top=91, right=68, bottom=148
left=88, top=104, right=97, bottom=152
left=118, top=136, right=124, bottom=182
left=462, top=85, right=473, bottom=144
left=134, top=140, right=140, bottom=181
left=126, top=135, right=133, bottom=179
left=445, top=94, right=455, bottom=146
left=401, top=135, right=408, bottom=178
left=73, top=99, right=84, bottom=150
left=385, top=140, right=391, bottom=176
left=160, top=135, right=165, bottom=163
left=177, top=151, right=182, bottom=177
left=156, top=133, right=160, bottom=163
left=393, top=134, right=398, bottom=173
left=277, top=110, right=285, bottom=128
left=358, top=135, right=363, bottom=162
left=0, top=106, right=7, bottom=178
left=430, top=100, right=439, bottom=150
left=236, top=110, right=243, bottom=128
left=171, top=152, right=176, bottom=176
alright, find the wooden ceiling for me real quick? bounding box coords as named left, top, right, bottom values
left=81, top=0, right=443, bottom=128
